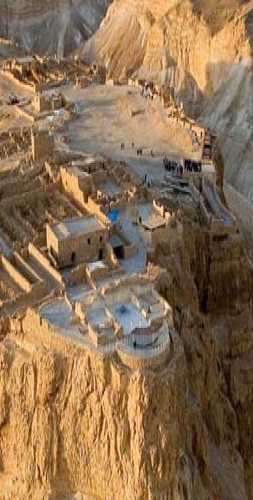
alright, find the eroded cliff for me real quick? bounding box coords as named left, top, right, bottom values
left=0, top=203, right=252, bottom=499
left=82, top=0, right=253, bottom=202
left=0, top=0, right=110, bottom=57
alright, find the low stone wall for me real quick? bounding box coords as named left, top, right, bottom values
left=2, top=70, right=66, bottom=94
left=117, top=342, right=171, bottom=371
left=0, top=254, right=31, bottom=293
left=0, top=254, right=46, bottom=304
left=13, top=251, right=42, bottom=285
left=60, top=167, right=93, bottom=205
left=85, top=197, right=110, bottom=226
left=22, top=309, right=81, bottom=356
left=86, top=263, right=109, bottom=282
left=66, top=264, right=86, bottom=286
left=28, top=244, right=64, bottom=286
left=15, top=105, right=35, bottom=123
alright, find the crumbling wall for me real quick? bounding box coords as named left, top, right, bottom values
left=28, top=244, right=63, bottom=286
left=85, top=197, right=110, bottom=226
left=0, top=254, right=31, bottom=293
left=31, top=129, right=54, bottom=161
left=60, top=167, right=93, bottom=205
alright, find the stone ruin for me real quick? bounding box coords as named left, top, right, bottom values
left=31, top=129, right=54, bottom=161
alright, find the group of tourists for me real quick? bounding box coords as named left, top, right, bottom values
left=184, top=159, right=202, bottom=173
left=163, top=157, right=183, bottom=176
left=120, top=142, right=155, bottom=158
left=163, top=156, right=203, bottom=176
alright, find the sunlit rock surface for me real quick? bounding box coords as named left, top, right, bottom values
left=82, top=0, right=253, bottom=202
left=0, top=0, right=111, bottom=57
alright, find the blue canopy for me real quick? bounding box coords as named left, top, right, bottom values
left=108, top=209, right=119, bottom=224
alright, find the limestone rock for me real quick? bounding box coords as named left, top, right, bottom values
left=0, top=212, right=252, bottom=498
left=82, top=0, right=253, bottom=201
left=0, top=0, right=111, bottom=57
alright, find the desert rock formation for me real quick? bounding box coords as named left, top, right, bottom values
left=0, top=7, right=253, bottom=499
left=82, top=0, right=253, bottom=202
left=0, top=196, right=253, bottom=499
left=0, top=0, right=111, bottom=57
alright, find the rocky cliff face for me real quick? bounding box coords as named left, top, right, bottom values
left=82, top=0, right=253, bottom=202
left=0, top=207, right=252, bottom=499
left=0, top=0, right=110, bottom=57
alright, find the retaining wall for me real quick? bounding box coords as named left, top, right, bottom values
left=117, top=341, right=171, bottom=370
left=28, top=243, right=64, bottom=286
left=22, top=309, right=83, bottom=355
left=0, top=254, right=31, bottom=293
left=13, top=251, right=42, bottom=284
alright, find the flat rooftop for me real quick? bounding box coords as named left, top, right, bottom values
left=51, top=216, right=106, bottom=240
left=138, top=203, right=166, bottom=230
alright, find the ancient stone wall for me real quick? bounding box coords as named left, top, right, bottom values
left=61, top=167, right=93, bottom=204
left=85, top=197, right=110, bottom=226
left=31, top=129, right=54, bottom=161
left=117, top=340, right=171, bottom=371
left=0, top=254, right=32, bottom=293
left=47, top=221, right=109, bottom=268
left=28, top=243, right=63, bottom=286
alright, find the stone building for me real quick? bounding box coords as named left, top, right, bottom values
left=46, top=216, right=109, bottom=268
left=61, top=166, right=94, bottom=205
left=31, top=129, right=54, bottom=161
left=12, top=56, right=35, bottom=77
left=75, top=76, right=90, bottom=89
left=33, top=93, right=63, bottom=113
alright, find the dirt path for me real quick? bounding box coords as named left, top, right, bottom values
left=61, top=83, right=193, bottom=182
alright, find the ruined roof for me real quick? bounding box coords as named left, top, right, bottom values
left=50, top=216, right=106, bottom=240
